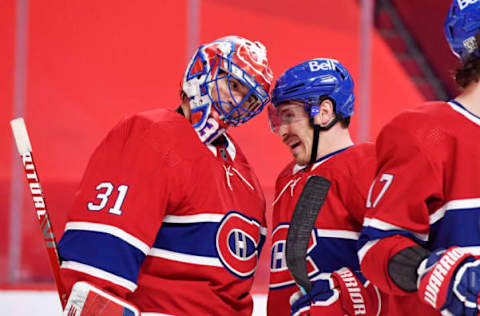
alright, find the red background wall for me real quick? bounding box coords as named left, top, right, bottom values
left=392, top=0, right=459, bottom=97
left=1, top=0, right=425, bottom=293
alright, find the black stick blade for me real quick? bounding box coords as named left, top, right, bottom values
left=286, top=175, right=330, bottom=293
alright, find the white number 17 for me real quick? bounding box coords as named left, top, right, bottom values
left=366, top=173, right=394, bottom=208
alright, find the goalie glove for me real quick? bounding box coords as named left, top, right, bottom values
left=63, top=281, right=140, bottom=316
left=290, top=267, right=381, bottom=316
left=417, top=247, right=480, bottom=316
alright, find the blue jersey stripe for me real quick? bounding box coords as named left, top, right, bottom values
left=154, top=221, right=266, bottom=259
left=358, top=226, right=427, bottom=250
left=58, top=230, right=145, bottom=283
left=430, top=207, right=480, bottom=249
left=360, top=208, right=480, bottom=252
left=153, top=222, right=219, bottom=257
left=309, top=237, right=360, bottom=273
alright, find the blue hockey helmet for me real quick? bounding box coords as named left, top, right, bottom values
left=444, top=0, right=480, bottom=60
left=271, top=58, right=354, bottom=118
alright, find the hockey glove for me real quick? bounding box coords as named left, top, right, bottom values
left=290, top=267, right=380, bottom=316
left=417, top=247, right=480, bottom=316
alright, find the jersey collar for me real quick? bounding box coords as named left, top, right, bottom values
left=292, top=145, right=353, bottom=175
left=449, top=100, right=480, bottom=127
left=206, top=134, right=236, bottom=161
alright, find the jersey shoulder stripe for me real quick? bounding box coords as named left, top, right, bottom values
left=430, top=198, right=480, bottom=224
left=65, top=221, right=150, bottom=254
left=61, top=261, right=137, bottom=292
left=362, top=217, right=429, bottom=241
left=149, top=248, right=223, bottom=267
left=154, top=222, right=219, bottom=257
left=58, top=229, right=146, bottom=284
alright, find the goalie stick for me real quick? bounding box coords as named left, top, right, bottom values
left=286, top=175, right=330, bottom=293
left=10, top=118, right=68, bottom=308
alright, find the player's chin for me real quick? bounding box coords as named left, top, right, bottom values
left=292, top=150, right=309, bottom=166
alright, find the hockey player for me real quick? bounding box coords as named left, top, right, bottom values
left=358, top=1, right=480, bottom=315
left=57, top=35, right=273, bottom=315
left=267, top=58, right=381, bottom=315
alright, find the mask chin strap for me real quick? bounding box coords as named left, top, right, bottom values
left=308, top=97, right=340, bottom=165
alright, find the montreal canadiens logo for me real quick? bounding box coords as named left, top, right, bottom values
left=269, top=224, right=319, bottom=289
left=216, top=211, right=264, bottom=279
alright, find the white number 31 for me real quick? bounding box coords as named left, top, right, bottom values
left=87, top=182, right=129, bottom=215
left=366, top=173, right=394, bottom=208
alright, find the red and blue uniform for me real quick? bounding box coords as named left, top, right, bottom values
left=359, top=101, right=480, bottom=315
left=58, top=109, right=266, bottom=315
left=267, top=143, right=381, bottom=315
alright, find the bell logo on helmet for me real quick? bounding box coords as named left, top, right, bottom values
left=271, top=58, right=354, bottom=119
left=308, top=59, right=336, bottom=72
left=457, top=0, right=480, bottom=10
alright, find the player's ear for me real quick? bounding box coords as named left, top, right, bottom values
left=313, top=99, right=335, bottom=127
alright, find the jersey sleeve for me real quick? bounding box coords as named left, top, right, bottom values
left=58, top=113, right=180, bottom=298
left=358, top=114, right=443, bottom=295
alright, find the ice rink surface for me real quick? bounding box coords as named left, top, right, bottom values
left=0, top=290, right=267, bottom=315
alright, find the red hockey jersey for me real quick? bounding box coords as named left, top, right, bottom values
left=359, top=101, right=480, bottom=315
left=58, top=109, right=266, bottom=315
left=267, top=143, right=379, bottom=315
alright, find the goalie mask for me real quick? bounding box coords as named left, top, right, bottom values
left=182, top=35, right=273, bottom=144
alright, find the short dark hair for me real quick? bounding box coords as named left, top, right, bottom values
left=320, top=96, right=351, bottom=128
left=455, top=33, right=480, bottom=88
left=339, top=116, right=351, bottom=128
left=332, top=102, right=350, bottom=128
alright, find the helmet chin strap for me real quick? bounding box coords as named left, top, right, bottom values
left=308, top=116, right=339, bottom=165
left=307, top=96, right=341, bottom=165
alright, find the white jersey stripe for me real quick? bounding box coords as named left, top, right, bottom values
left=149, top=248, right=223, bottom=267
left=272, top=224, right=290, bottom=235
left=162, top=213, right=224, bottom=223
left=358, top=239, right=380, bottom=264
left=430, top=198, right=480, bottom=224
left=316, top=229, right=360, bottom=240
left=61, top=260, right=137, bottom=292
left=363, top=217, right=429, bottom=241
left=65, top=221, right=150, bottom=255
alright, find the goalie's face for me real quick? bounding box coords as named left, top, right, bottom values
left=273, top=101, right=313, bottom=166
left=208, top=70, right=263, bottom=127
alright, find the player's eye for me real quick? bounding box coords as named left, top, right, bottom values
left=230, top=79, right=239, bottom=90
